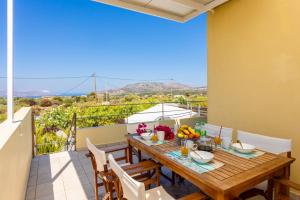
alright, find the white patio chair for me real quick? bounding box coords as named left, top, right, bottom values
left=237, top=130, right=292, bottom=199
left=202, top=123, right=233, bottom=139
left=108, top=154, right=207, bottom=200
left=86, top=138, right=160, bottom=200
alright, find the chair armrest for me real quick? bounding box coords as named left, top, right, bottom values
left=273, top=178, right=300, bottom=191
left=103, top=145, right=128, bottom=154
left=122, top=160, right=159, bottom=175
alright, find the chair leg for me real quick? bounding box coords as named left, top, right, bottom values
left=172, top=171, right=176, bottom=185
left=94, top=173, right=99, bottom=200
left=138, top=150, right=142, bottom=162
left=156, top=166, right=160, bottom=186
left=108, top=182, right=114, bottom=200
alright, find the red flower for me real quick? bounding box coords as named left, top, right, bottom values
left=154, top=125, right=174, bottom=140
left=136, top=123, right=147, bottom=135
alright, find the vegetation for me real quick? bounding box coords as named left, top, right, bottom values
left=0, top=93, right=207, bottom=155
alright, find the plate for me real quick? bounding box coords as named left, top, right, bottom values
left=140, top=132, right=152, bottom=140
left=231, top=143, right=255, bottom=153
left=190, top=151, right=214, bottom=163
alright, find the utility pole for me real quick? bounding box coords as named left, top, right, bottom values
left=92, top=73, right=97, bottom=94
left=92, top=73, right=97, bottom=102
left=104, top=81, right=109, bottom=102
left=170, top=78, right=174, bottom=99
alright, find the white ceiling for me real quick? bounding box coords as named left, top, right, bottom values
left=93, top=0, right=229, bottom=22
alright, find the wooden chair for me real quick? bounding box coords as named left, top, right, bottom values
left=108, top=154, right=207, bottom=200
left=202, top=123, right=233, bottom=139
left=86, top=138, right=160, bottom=200
left=237, top=130, right=292, bottom=200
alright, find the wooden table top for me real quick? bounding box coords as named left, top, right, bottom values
left=127, top=136, right=294, bottom=199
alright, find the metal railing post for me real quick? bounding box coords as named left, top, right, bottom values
left=31, top=112, right=36, bottom=157
left=74, top=112, right=77, bottom=151
left=162, top=102, right=165, bottom=120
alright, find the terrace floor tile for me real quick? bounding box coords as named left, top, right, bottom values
left=27, top=146, right=265, bottom=200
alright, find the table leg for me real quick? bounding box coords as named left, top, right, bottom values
left=128, top=142, right=133, bottom=164
left=279, top=166, right=290, bottom=196
left=266, top=179, right=274, bottom=200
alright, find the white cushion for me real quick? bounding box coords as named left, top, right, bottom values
left=86, top=138, right=107, bottom=172
left=145, top=186, right=174, bottom=200
left=237, top=130, right=292, bottom=154
left=202, top=123, right=233, bottom=139
left=237, top=131, right=292, bottom=192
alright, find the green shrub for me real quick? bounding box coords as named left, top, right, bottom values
left=39, top=98, right=53, bottom=107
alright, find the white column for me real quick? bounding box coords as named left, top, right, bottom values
left=7, top=0, right=14, bottom=123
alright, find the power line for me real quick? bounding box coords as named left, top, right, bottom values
left=0, top=76, right=90, bottom=79
left=59, top=76, right=92, bottom=95
left=0, top=75, right=173, bottom=82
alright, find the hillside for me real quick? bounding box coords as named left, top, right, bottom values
left=106, top=82, right=206, bottom=95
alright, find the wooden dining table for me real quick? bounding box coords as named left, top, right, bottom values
left=127, top=135, right=294, bottom=200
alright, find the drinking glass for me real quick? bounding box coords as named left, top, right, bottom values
left=222, top=137, right=232, bottom=149
left=157, top=131, right=165, bottom=141
left=180, top=139, right=189, bottom=157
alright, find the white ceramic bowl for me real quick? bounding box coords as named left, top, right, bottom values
left=140, top=132, right=152, bottom=140
left=190, top=151, right=214, bottom=164
left=231, top=143, right=256, bottom=153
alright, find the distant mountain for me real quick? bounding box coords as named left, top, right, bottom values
left=105, top=82, right=206, bottom=95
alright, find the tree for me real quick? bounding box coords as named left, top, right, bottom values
left=63, top=98, right=73, bottom=107
left=39, top=98, right=52, bottom=107
left=17, top=98, right=37, bottom=106
left=87, top=92, right=97, bottom=99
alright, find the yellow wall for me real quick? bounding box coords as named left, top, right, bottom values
left=0, top=107, right=33, bottom=200
left=76, top=124, right=128, bottom=150
left=207, top=0, right=300, bottom=183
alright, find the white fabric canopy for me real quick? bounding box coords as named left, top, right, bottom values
left=127, top=104, right=198, bottom=124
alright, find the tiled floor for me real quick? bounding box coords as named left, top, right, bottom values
left=26, top=148, right=268, bottom=200
left=26, top=150, right=201, bottom=200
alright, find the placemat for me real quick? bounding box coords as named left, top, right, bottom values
left=220, top=147, right=265, bottom=159
left=133, top=136, right=166, bottom=146
left=165, top=150, right=224, bottom=174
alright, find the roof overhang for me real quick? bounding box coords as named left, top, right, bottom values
left=93, top=0, right=229, bottom=23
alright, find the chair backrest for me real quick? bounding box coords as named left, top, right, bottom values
left=86, top=138, right=107, bottom=172
left=126, top=121, right=159, bottom=134
left=108, top=154, right=146, bottom=200
left=237, top=130, right=292, bottom=154
left=202, top=123, right=233, bottom=139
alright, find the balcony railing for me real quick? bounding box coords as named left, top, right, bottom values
left=34, top=101, right=207, bottom=155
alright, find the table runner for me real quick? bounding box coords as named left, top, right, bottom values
left=165, top=150, right=224, bottom=174
left=220, top=147, right=265, bottom=159
left=133, top=136, right=167, bottom=146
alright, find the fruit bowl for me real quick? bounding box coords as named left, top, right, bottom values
left=176, top=125, right=200, bottom=145
left=231, top=143, right=255, bottom=153
left=190, top=151, right=214, bottom=163
left=140, top=132, right=153, bottom=141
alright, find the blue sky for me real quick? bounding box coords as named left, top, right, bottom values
left=0, top=0, right=207, bottom=95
